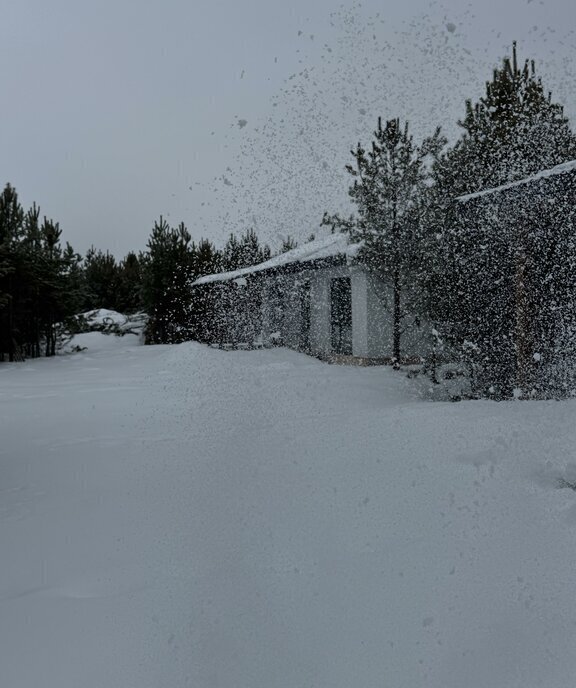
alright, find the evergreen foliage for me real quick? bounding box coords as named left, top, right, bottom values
left=325, top=117, right=445, bottom=361
left=427, top=44, right=576, bottom=397
left=193, top=229, right=270, bottom=346
left=0, top=184, right=283, bottom=357
left=0, top=184, right=84, bottom=360
left=83, top=248, right=119, bottom=311
left=188, top=238, right=220, bottom=343
left=436, top=42, right=576, bottom=197
left=116, top=252, right=143, bottom=314
left=221, top=229, right=271, bottom=271
left=80, top=249, right=144, bottom=314
left=141, top=217, right=196, bottom=344
left=280, top=236, right=298, bottom=253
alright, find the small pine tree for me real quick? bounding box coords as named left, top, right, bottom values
left=221, top=233, right=241, bottom=272
left=83, top=248, right=120, bottom=311
left=280, top=236, right=298, bottom=253
left=141, top=217, right=196, bottom=344
left=116, top=252, right=143, bottom=313
left=221, top=229, right=270, bottom=271
left=326, top=117, right=444, bottom=361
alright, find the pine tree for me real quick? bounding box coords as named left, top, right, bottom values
left=60, top=243, right=86, bottom=317
left=221, top=233, right=241, bottom=271
left=0, top=185, right=84, bottom=360
left=221, top=229, right=270, bottom=271
left=0, top=251, right=11, bottom=311
left=195, top=238, right=220, bottom=276
left=83, top=247, right=120, bottom=310
left=280, top=236, right=298, bottom=253
left=0, top=183, right=24, bottom=244
left=428, top=45, right=576, bottom=397
left=141, top=217, right=196, bottom=344
left=326, top=117, right=444, bottom=362
left=0, top=185, right=25, bottom=360
left=116, top=252, right=143, bottom=313
left=191, top=238, right=221, bottom=342
left=441, top=42, right=576, bottom=196
left=28, top=217, right=83, bottom=357
left=237, top=228, right=270, bottom=267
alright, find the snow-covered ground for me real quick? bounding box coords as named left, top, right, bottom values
left=2, top=338, right=576, bottom=687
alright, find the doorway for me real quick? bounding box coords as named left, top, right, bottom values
left=299, top=280, right=311, bottom=351
left=330, top=277, right=352, bottom=355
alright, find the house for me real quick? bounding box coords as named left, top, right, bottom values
left=192, top=233, right=429, bottom=364
left=453, top=159, right=576, bottom=395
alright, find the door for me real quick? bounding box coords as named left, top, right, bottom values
left=330, top=277, right=352, bottom=355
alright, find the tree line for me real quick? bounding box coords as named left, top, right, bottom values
left=0, top=188, right=280, bottom=360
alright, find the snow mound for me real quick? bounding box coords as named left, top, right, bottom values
left=75, top=309, right=148, bottom=335
left=59, top=331, right=141, bottom=354
left=57, top=310, right=147, bottom=354
left=79, top=308, right=127, bottom=326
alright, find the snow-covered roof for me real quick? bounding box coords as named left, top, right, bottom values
left=193, top=233, right=361, bottom=286
left=457, top=159, right=576, bottom=203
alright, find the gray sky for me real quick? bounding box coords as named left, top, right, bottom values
left=1, top=0, right=575, bottom=258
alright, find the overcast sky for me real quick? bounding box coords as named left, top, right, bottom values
left=1, top=0, right=575, bottom=258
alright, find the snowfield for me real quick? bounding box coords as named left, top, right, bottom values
left=2, top=338, right=576, bottom=687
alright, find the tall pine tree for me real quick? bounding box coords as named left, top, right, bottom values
left=429, top=44, right=576, bottom=397
left=141, top=217, right=196, bottom=344
left=326, top=117, right=444, bottom=361
left=438, top=42, right=576, bottom=196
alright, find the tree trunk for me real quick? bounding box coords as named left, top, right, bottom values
left=8, top=275, right=14, bottom=362
left=515, top=243, right=533, bottom=396
left=391, top=193, right=401, bottom=364
left=393, top=267, right=401, bottom=363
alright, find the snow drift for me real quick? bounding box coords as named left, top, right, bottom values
left=1, top=340, right=576, bottom=687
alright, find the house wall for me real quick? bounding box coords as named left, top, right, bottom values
left=261, top=274, right=293, bottom=346
left=365, top=274, right=430, bottom=360
left=308, top=265, right=364, bottom=357
left=351, top=270, right=369, bottom=357
left=261, top=265, right=431, bottom=361
left=260, top=279, right=274, bottom=345
left=262, top=265, right=376, bottom=358
left=282, top=274, right=304, bottom=350
left=366, top=274, right=392, bottom=358
left=308, top=271, right=330, bottom=354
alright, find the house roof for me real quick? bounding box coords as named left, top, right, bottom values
left=456, top=159, right=576, bottom=203
left=193, top=233, right=361, bottom=286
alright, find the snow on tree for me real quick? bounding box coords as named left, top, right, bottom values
left=325, top=117, right=445, bottom=362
